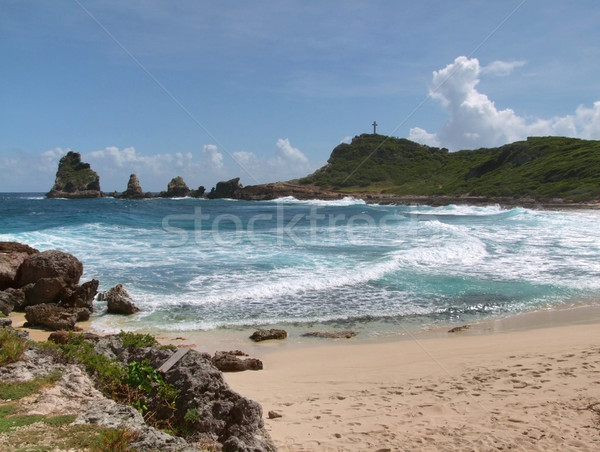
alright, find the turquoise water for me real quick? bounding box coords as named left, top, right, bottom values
left=2, top=193, right=599, bottom=335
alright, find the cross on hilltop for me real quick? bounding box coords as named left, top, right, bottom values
left=372, top=121, right=378, bottom=134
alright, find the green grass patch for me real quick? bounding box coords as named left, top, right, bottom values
left=0, top=328, right=28, bottom=366
left=0, top=371, right=63, bottom=401
left=118, top=330, right=158, bottom=348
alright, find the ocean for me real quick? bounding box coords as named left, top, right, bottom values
left=2, top=193, right=600, bottom=338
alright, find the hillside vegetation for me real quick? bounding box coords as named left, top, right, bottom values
left=300, top=135, right=600, bottom=202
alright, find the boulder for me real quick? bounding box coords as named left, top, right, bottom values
left=103, top=284, right=140, bottom=315
left=207, top=178, right=243, bottom=199
left=24, top=304, right=89, bottom=331
left=59, top=279, right=99, bottom=311
left=23, top=277, right=65, bottom=305
left=46, top=151, right=103, bottom=198
left=0, top=242, right=39, bottom=290
left=0, top=288, right=25, bottom=315
left=212, top=350, right=263, bottom=372
left=16, top=250, right=83, bottom=288
left=249, top=328, right=288, bottom=342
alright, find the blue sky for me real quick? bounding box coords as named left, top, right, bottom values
left=1, top=0, right=599, bottom=192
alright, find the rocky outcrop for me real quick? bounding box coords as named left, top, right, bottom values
left=249, top=328, right=288, bottom=342
left=102, top=284, right=140, bottom=315
left=46, top=151, right=103, bottom=198
left=207, top=178, right=243, bottom=199
left=159, top=176, right=192, bottom=198
left=120, top=174, right=152, bottom=199
left=235, top=181, right=343, bottom=201
left=0, top=244, right=97, bottom=329
left=212, top=350, right=263, bottom=372
left=83, top=333, right=276, bottom=451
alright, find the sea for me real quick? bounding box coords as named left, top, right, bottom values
left=2, top=193, right=600, bottom=339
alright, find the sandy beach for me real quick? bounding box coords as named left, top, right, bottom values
left=222, top=307, right=600, bottom=451
left=9, top=306, right=600, bottom=451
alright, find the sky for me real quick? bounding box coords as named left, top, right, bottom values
left=1, top=0, right=599, bottom=193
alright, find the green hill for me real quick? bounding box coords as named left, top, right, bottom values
left=299, top=135, right=600, bottom=202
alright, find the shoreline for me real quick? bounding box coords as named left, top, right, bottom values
left=8, top=303, right=600, bottom=450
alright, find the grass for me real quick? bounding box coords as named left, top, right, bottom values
left=0, top=328, right=28, bottom=366
left=0, top=371, right=63, bottom=401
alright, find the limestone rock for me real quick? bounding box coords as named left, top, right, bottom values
left=59, top=279, right=99, bottom=311
left=46, top=151, right=103, bottom=198
left=23, top=277, right=65, bottom=305
left=0, top=242, right=39, bottom=290
left=16, top=250, right=83, bottom=288
left=249, top=328, right=288, bottom=342
left=207, top=178, right=243, bottom=199
left=103, top=284, right=140, bottom=315
left=212, top=350, right=263, bottom=372
left=0, top=288, right=25, bottom=315
left=24, top=303, right=89, bottom=331
left=120, top=174, right=150, bottom=199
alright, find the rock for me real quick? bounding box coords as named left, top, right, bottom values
left=191, top=185, right=206, bottom=198
left=24, top=304, right=89, bottom=331
left=301, top=331, right=357, bottom=339
left=0, top=242, right=39, bottom=290
left=120, top=174, right=151, bottom=199
left=267, top=410, right=282, bottom=419
left=0, top=317, right=12, bottom=328
left=448, top=324, right=470, bottom=333
left=249, top=328, right=288, bottom=342
left=207, top=178, right=243, bottom=199
left=59, top=279, right=99, bottom=310
left=104, top=284, right=140, bottom=315
left=46, top=151, right=103, bottom=198
left=16, top=250, right=83, bottom=288
left=159, top=176, right=191, bottom=198
left=212, top=350, right=263, bottom=372
left=0, top=288, right=25, bottom=315
left=23, top=277, right=65, bottom=305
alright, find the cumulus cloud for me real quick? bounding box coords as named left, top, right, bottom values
left=202, top=144, right=223, bottom=170
left=409, top=56, right=600, bottom=150
left=275, top=138, right=309, bottom=165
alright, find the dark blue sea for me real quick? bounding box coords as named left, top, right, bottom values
left=1, top=193, right=599, bottom=337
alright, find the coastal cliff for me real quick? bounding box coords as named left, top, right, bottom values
left=46, top=152, right=102, bottom=199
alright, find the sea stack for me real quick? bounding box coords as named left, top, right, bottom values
left=46, top=151, right=103, bottom=198
left=159, top=176, right=191, bottom=198
left=121, top=173, right=151, bottom=199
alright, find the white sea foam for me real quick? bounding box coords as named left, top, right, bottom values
left=271, top=196, right=366, bottom=206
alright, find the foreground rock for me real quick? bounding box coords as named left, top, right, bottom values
left=16, top=250, right=83, bottom=287
left=0, top=242, right=39, bottom=290
left=212, top=350, right=263, bottom=372
left=25, top=303, right=89, bottom=331
left=250, top=328, right=288, bottom=342
left=85, top=333, right=276, bottom=451
left=46, top=151, right=103, bottom=198
left=102, top=284, right=140, bottom=315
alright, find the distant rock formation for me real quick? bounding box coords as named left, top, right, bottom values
left=207, top=178, right=243, bottom=199
left=158, top=176, right=191, bottom=198
left=120, top=174, right=152, bottom=199
left=46, top=151, right=103, bottom=198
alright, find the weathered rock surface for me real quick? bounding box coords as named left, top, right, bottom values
left=302, top=330, right=357, bottom=339
left=235, top=181, right=343, bottom=201
left=84, top=334, right=276, bottom=451
left=24, top=303, right=89, bottom=330
left=59, top=279, right=99, bottom=310
left=102, top=284, right=140, bottom=315
left=212, top=350, right=263, bottom=372
left=207, top=177, right=243, bottom=199
left=16, top=250, right=83, bottom=288
left=250, top=328, right=288, bottom=342
left=46, top=151, right=103, bottom=198
left=0, top=242, right=39, bottom=290
left=0, top=288, right=25, bottom=315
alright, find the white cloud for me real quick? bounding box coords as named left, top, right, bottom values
left=275, top=138, right=309, bottom=165
left=202, top=144, right=223, bottom=170
left=481, top=60, right=526, bottom=76
left=409, top=56, right=600, bottom=150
